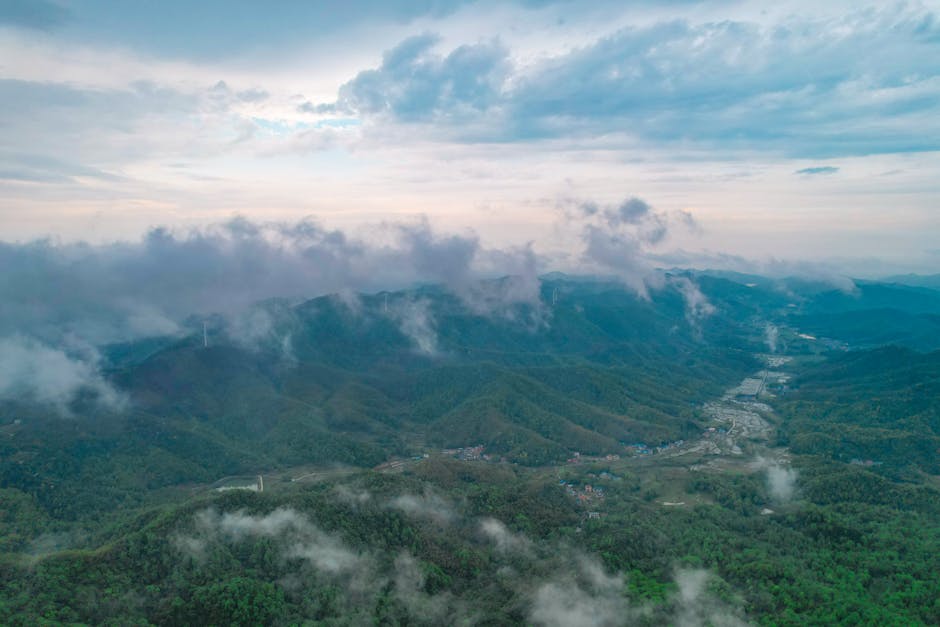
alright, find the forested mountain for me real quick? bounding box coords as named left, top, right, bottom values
left=2, top=273, right=940, bottom=625
left=0, top=277, right=756, bottom=523
left=778, top=346, right=940, bottom=476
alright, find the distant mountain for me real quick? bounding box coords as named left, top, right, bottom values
left=6, top=271, right=940, bottom=525
left=692, top=271, right=940, bottom=352
left=881, top=273, right=940, bottom=290
left=0, top=277, right=758, bottom=521
left=5, top=273, right=940, bottom=626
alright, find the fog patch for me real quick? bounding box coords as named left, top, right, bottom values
left=388, top=491, right=455, bottom=525
left=753, top=457, right=799, bottom=504
left=392, top=552, right=475, bottom=624
left=671, top=276, right=716, bottom=337
left=171, top=534, right=208, bottom=564
left=389, top=298, right=439, bottom=356
left=224, top=301, right=297, bottom=361
left=179, top=506, right=475, bottom=620
left=333, top=289, right=363, bottom=316
left=479, top=517, right=532, bottom=555
left=764, top=324, right=779, bottom=353
left=334, top=485, right=372, bottom=506
left=672, top=568, right=750, bottom=627
left=463, top=244, right=546, bottom=324
left=529, top=555, right=638, bottom=627
left=124, top=304, right=181, bottom=337
left=0, top=335, right=126, bottom=413
left=191, top=507, right=372, bottom=579
left=173, top=503, right=756, bottom=625
left=766, top=464, right=798, bottom=504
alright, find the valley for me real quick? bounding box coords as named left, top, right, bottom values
left=2, top=275, right=940, bottom=625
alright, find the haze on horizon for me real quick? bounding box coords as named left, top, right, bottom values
left=1, top=0, right=939, bottom=277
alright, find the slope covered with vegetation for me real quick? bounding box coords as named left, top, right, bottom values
left=2, top=274, right=940, bottom=625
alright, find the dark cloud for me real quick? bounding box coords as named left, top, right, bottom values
left=608, top=197, right=651, bottom=225
left=794, top=166, right=839, bottom=176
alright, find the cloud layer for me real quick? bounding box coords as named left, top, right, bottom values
left=329, top=5, right=940, bottom=156
left=1, top=197, right=718, bottom=409
left=2, top=1, right=938, bottom=271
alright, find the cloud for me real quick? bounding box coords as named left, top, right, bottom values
left=0, top=335, right=126, bottom=412
left=388, top=491, right=455, bottom=525
left=392, top=552, right=474, bottom=624
left=388, top=297, right=440, bottom=356
left=236, top=88, right=269, bottom=103
left=562, top=196, right=700, bottom=298
left=177, top=502, right=754, bottom=625
left=331, top=5, right=940, bottom=156
left=20, top=1, right=481, bottom=61
left=764, top=323, right=779, bottom=354
left=0, top=220, right=352, bottom=347
left=182, top=505, right=477, bottom=620
left=753, top=457, right=799, bottom=504
left=672, top=568, right=749, bottom=627
left=400, top=220, right=546, bottom=320
left=649, top=249, right=859, bottom=294
left=195, top=507, right=371, bottom=576
left=671, top=275, right=717, bottom=335
left=765, top=464, right=798, bottom=504
left=398, top=219, right=479, bottom=288
left=529, top=555, right=635, bottom=627
left=0, top=217, right=549, bottom=347
left=479, top=517, right=532, bottom=555
left=333, top=33, right=511, bottom=125
left=0, top=152, right=122, bottom=184
left=0, top=79, right=203, bottom=168
left=0, top=215, right=552, bottom=408
left=795, top=166, right=839, bottom=176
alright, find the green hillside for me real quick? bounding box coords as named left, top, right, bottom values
left=778, top=346, right=940, bottom=476
left=3, top=274, right=940, bottom=625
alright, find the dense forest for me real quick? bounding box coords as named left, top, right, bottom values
left=2, top=274, right=940, bottom=625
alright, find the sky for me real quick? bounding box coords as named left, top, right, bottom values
left=1, top=0, right=939, bottom=275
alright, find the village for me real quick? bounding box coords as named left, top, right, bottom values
left=205, top=354, right=798, bottom=516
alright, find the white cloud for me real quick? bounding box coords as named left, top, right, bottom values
left=0, top=335, right=126, bottom=412
left=388, top=491, right=455, bottom=525
left=479, top=517, right=532, bottom=555
left=529, top=555, right=635, bottom=627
